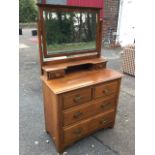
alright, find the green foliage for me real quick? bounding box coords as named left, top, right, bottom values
left=47, top=41, right=96, bottom=54
left=45, top=13, right=74, bottom=45
left=19, top=0, right=38, bottom=23
left=44, top=12, right=97, bottom=46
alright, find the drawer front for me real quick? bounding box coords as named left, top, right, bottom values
left=63, top=103, right=93, bottom=126
left=63, top=88, right=92, bottom=109
left=63, top=97, right=115, bottom=127
left=94, top=98, right=115, bottom=115
left=63, top=110, right=115, bottom=145
left=91, top=111, right=115, bottom=130
left=94, top=81, right=118, bottom=99
left=93, top=62, right=106, bottom=70
left=64, top=120, right=88, bottom=145
left=47, top=70, right=65, bottom=80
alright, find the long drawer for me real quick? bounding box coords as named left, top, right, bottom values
left=63, top=110, right=115, bottom=145
left=63, top=97, right=115, bottom=126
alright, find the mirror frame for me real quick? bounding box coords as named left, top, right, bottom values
left=37, top=4, right=102, bottom=60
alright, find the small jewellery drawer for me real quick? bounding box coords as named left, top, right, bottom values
left=94, top=81, right=118, bottom=99
left=94, top=98, right=115, bottom=115
left=63, top=88, right=92, bottom=109
left=46, top=70, right=65, bottom=80
left=63, top=103, right=93, bottom=126
left=63, top=110, right=115, bottom=145
left=93, top=62, right=106, bottom=70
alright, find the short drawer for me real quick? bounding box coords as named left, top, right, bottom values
left=94, top=97, right=115, bottom=115
left=63, top=103, right=93, bottom=126
left=63, top=88, right=92, bottom=109
left=63, top=110, right=115, bottom=145
left=94, top=81, right=118, bottom=99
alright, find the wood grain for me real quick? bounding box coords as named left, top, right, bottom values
left=37, top=3, right=123, bottom=153
left=41, top=69, right=122, bottom=94
left=94, top=80, right=118, bottom=99
left=63, top=110, right=115, bottom=145
left=42, top=57, right=107, bottom=72
left=63, top=96, right=116, bottom=126
left=63, top=87, right=92, bottom=109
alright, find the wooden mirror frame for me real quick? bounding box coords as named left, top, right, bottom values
left=37, top=4, right=103, bottom=65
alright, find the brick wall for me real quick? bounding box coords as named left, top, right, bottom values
left=102, top=0, right=120, bottom=48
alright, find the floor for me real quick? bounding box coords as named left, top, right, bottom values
left=19, top=28, right=135, bottom=155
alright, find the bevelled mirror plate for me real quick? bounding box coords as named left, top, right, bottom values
left=42, top=10, right=98, bottom=56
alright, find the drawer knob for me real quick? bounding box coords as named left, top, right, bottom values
left=103, top=89, right=111, bottom=95
left=100, top=102, right=112, bottom=109
left=55, top=72, right=61, bottom=77
left=98, top=64, right=103, bottom=68
left=73, top=128, right=82, bottom=137
left=100, top=118, right=109, bottom=125
left=74, top=95, right=83, bottom=103
left=73, top=111, right=83, bottom=119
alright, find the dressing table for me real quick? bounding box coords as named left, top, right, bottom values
left=37, top=1, right=122, bottom=153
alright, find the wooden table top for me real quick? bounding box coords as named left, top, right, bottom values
left=42, top=57, right=108, bottom=72
left=41, top=68, right=123, bottom=94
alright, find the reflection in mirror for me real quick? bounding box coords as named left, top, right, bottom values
left=43, top=10, right=97, bottom=55
left=43, top=52, right=98, bottom=62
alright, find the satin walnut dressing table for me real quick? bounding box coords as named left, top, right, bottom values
left=37, top=1, right=123, bottom=153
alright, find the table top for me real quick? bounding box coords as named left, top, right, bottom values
left=41, top=68, right=123, bottom=94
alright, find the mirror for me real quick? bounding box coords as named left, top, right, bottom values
left=43, top=10, right=98, bottom=56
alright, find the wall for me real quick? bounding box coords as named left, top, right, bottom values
left=116, top=0, right=135, bottom=47
left=102, top=0, right=120, bottom=48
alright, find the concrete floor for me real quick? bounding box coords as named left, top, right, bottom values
left=19, top=28, right=135, bottom=155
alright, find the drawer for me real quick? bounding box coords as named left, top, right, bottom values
left=94, top=97, right=115, bottom=115
left=63, top=88, right=92, bottom=109
left=94, top=81, right=118, bottom=99
left=91, top=110, right=115, bottom=130
left=63, top=110, right=114, bottom=145
left=63, top=103, right=93, bottom=126
left=46, top=70, right=65, bottom=80
left=63, top=119, right=89, bottom=145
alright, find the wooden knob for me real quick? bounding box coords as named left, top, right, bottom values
left=73, top=111, right=83, bottom=119
left=100, top=118, right=109, bottom=125
left=103, top=89, right=110, bottom=95
left=55, top=72, right=61, bottom=77
left=74, top=95, right=83, bottom=103
left=100, top=102, right=112, bottom=109
left=98, top=64, right=103, bottom=68
left=73, top=128, right=82, bottom=137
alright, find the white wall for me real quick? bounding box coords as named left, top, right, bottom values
left=117, top=0, right=135, bottom=47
